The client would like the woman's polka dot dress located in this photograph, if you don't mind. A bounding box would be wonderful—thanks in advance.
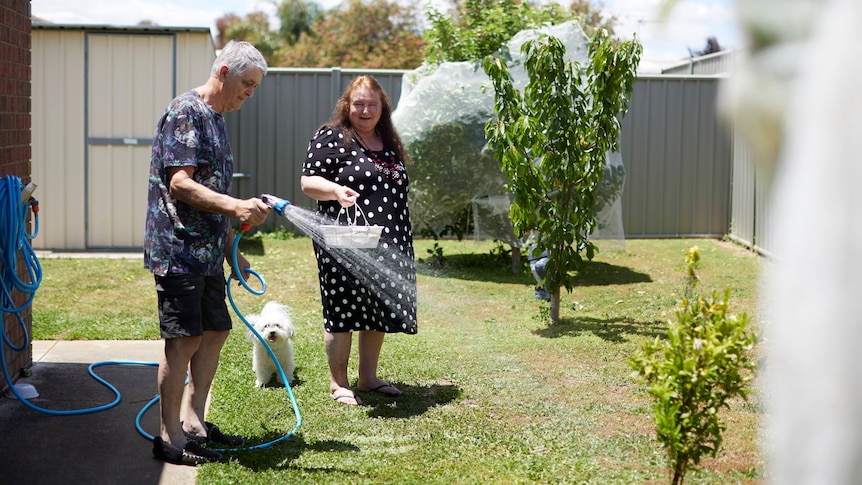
[302,126,418,334]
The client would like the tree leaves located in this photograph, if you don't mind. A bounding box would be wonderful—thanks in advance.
[218,0,426,69]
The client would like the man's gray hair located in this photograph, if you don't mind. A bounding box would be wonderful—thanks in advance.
[211,40,268,78]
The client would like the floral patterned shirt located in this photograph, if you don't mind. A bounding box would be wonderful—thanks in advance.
[144,90,233,277]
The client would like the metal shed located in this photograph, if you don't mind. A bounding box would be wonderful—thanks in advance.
[30,23,215,250]
[661,49,742,76]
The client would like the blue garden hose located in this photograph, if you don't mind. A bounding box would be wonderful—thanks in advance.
[0,178,301,450]
[224,218,302,450]
[0,175,40,347]
[0,174,152,415]
[133,218,303,451]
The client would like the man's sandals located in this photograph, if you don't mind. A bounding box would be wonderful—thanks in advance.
[183,421,246,447]
[153,422,245,466]
[153,437,224,466]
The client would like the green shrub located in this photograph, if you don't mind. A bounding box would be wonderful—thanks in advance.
[628,246,758,484]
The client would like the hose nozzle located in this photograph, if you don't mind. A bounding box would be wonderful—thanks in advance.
[21,183,36,205]
[261,194,291,216]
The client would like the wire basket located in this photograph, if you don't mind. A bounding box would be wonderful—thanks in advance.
[320,204,383,249]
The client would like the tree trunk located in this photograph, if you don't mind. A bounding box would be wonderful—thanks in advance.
[550,288,561,322]
[672,464,685,485]
[511,246,522,274]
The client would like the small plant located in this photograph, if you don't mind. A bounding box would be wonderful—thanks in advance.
[263,227,297,241]
[423,241,446,269]
[488,240,512,261]
[629,246,757,485]
[533,305,551,326]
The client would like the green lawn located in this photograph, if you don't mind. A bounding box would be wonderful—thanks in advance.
[33,237,764,484]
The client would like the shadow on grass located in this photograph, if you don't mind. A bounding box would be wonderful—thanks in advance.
[229,434,362,474]
[534,316,666,342]
[417,255,533,285]
[361,383,461,418]
[418,255,652,287]
[226,383,461,473]
[254,372,306,389]
[571,261,652,287]
[237,237,265,256]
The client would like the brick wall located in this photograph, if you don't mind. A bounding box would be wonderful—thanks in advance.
[0,0,33,392]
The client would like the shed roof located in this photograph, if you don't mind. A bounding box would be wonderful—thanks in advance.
[32,21,211,35]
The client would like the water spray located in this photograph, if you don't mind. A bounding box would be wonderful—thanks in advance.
[264,195,417,331]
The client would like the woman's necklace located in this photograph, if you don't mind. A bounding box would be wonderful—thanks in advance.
[356,131,382,151]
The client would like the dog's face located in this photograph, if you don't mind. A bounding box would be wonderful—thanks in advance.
[246,302,295,345]
[253,318,294,344]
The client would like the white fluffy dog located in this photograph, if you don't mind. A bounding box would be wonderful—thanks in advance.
[244,301,296,387]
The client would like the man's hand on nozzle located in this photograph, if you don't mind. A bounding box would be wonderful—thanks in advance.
[237,197,271,226]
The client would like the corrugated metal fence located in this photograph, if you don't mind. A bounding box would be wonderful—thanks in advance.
[660,48,774,255]
[728,128,774,256]
[620,75,732,238]
[227,68,761,248]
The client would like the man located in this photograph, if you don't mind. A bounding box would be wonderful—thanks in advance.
[144,40,270,465]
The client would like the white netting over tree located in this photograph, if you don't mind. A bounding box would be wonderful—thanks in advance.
[393,20,626,249]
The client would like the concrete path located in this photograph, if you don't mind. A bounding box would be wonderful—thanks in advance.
[0,340,196,485]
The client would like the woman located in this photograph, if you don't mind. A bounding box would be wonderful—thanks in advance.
[301,75,417,406]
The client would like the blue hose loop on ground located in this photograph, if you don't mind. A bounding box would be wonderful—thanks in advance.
[0,342,126,415]
[216,224,303,451]
[0,350,152,415]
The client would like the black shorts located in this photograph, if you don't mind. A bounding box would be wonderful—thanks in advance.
[155,274,232,338]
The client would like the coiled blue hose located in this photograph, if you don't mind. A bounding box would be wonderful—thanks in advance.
[0,175,41,344]
[0,174,140,415]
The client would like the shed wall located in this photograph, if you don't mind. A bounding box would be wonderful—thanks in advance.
[31,28,215,250]
[86,33,174,248]
[31,29,87,249]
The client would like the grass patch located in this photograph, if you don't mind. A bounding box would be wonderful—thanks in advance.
[32,237,764,483]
